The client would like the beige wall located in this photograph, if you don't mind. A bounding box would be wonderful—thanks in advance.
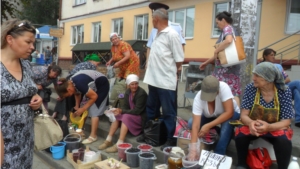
[59,0,299,62]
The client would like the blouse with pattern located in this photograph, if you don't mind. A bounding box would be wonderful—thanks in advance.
[69,61,97,76]
[32,66,57,87]
[241,83,294,120]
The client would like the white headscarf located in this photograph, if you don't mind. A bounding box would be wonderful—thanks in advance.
[126,74,139,85]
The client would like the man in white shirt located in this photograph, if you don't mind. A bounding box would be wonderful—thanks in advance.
[137,8,184,150]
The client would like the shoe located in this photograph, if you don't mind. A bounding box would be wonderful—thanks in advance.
[136,134,145,143]
[98,140,113,150]
[105,144,118,153]
[82,136,97,144]
[295,122,300,128]
[160,139,177,151]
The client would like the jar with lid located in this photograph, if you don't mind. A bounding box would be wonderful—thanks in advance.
[168,147,185,169]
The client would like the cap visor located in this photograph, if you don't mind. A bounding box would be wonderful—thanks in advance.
[201,91,217,102]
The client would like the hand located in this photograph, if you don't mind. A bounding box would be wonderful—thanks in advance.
[112,108,122,116]
[113,62,120,68]
[106,61,111,66]
[255,120,270,134]
[29,94,43,110]
[74,108,85,117]
[37,84,43,90]
[198,124,210,138]
[249,121,260,136]
[74,106,79,111]
[187,149,199,161]
[199,63,207,70]
[56,97,62,101]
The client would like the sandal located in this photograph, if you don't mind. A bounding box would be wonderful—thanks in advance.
[82,136,97,144]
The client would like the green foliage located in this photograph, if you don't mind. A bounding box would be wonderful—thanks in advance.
[1,0,22,22]
[19,0,60,25]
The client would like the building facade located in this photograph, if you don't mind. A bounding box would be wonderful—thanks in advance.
[58,0,300,69]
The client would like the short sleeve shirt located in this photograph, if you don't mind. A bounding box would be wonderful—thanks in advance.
[241,83,294,120]
[192,82,240,118]
[147,21,186,48]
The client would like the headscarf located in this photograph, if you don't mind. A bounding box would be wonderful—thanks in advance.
[253,62,287,91]
[84,54,100,62]
[125,74,139,85]
[109,32,122,41]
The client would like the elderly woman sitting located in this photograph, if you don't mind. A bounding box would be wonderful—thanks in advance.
[98,74,147,153]
[235,62,294,169]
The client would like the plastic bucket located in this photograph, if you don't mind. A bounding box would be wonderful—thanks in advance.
[125,148,141,168]
[63,133,81,152]
[182,155,200,169]
[163,146,173,164]
[50,142,66,160]
[137,144,153,152]
[117,143,132,162]
[138,152,157,169]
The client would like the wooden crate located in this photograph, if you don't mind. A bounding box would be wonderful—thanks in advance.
[66,146,101,169]
[94,159,130,169]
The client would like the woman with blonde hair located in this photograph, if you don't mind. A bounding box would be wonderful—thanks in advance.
[1,19,43,168]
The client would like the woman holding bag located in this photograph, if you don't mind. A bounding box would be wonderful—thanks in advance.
[200,11,241,97]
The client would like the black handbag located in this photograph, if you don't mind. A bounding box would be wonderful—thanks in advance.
[144,119,168,147]
[38,88,52,102]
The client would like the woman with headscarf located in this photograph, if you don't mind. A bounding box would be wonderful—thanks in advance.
[106,33,140,100]
[262,48,300,128]
[235,62,294,169]
[56,70,109,144]
[98,74,147,153]
[52,54,101,121]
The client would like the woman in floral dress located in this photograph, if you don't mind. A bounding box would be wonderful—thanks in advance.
[1,19,43,169]
[200,11,241,97]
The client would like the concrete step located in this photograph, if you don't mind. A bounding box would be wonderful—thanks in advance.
[291,65,300,72]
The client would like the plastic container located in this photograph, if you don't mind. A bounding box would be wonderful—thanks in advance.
[139,152,157,169]
[84,151,96,163]
[125,148,141,168]
[50,142,66,160]
[288,157,300,169]
[163,146,172,164]
[182,155,200,169]
[137,144,153,152]
[117,143,132,162]
[63,133,82,152]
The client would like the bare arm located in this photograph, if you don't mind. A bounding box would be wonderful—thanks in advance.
[285,77,291,84]
[80,89,98,111]
[145,48,150,68]
[191,114,201,143]
[74,93,81,109]
[214,34,233,54]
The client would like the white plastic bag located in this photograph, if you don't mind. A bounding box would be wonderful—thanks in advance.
[104,108,116,122]
[107,66,115,79]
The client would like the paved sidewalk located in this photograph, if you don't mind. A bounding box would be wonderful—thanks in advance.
[33,153,53,169]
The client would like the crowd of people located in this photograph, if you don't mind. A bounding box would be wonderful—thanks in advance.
[0,2,299,169]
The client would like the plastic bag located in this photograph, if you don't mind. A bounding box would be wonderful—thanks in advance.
[144,119,167,146]
[107,66,115,79]
[104,108,116,122]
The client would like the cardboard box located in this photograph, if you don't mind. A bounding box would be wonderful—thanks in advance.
[94,159,130,169]
[66,146,101,169]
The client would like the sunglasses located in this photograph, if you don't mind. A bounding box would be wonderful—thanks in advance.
[7,22,35,35]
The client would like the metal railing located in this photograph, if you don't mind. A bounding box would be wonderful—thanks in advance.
[258,30,300,64]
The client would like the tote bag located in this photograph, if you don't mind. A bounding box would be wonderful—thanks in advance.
[215,27,246,67]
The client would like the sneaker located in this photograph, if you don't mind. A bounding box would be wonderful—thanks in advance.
[136,134,145,143]
[105,144,118,153]
[98,140,113,150]
[160,139,177,151]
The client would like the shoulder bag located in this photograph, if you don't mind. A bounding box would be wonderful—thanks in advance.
[34,104,63,151]
[215,27,246,67]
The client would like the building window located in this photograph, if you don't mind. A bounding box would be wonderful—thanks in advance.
[168,7,195,38]
[112,18,123,38]
[92,22,101,42]
[286,0,300,34]
[71,25,84,45]
[75,0,86,5]
[212,2,231,37]
[135,15,149,40]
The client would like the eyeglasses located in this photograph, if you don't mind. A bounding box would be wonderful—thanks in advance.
[7,22,35,35]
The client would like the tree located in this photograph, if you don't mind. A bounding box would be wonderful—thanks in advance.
[19,0,59,25]
[1,0,28,23]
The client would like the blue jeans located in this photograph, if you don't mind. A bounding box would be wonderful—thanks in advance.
[188,111,240,155]
[287,81,300,123]
[146,85,177,139]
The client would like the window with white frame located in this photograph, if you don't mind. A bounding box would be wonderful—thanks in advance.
[75,0,86,5]
[212,2,231,37]
[286,0,300,34]
[92,22,101,42]
[168,7,195,38]
[112,18,123,38]
[71,25,84,45]
[135,15,149,40]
